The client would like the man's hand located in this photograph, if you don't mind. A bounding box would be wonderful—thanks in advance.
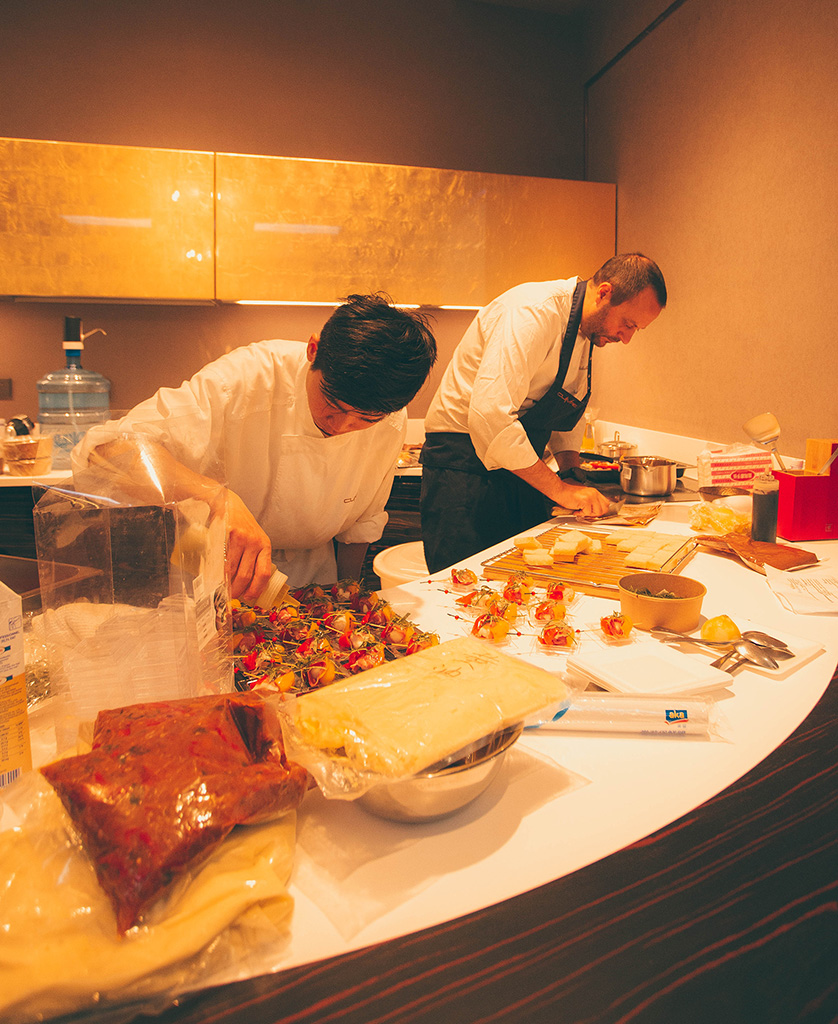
[513,457,611,516]
[223,490,275,602]
[555,481,612,517]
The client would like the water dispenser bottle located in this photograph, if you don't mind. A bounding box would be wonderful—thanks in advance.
[37,317,111,470]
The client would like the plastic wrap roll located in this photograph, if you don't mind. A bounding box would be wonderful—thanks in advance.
[537,692,722,739]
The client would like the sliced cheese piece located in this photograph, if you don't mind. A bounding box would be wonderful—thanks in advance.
[616,536,647,552]
[627,543,664,558]
[586,539,603,555]
[550,542,578,562]
[605,532,632,546]
[635,537,666,550]
[623,551,656,569]
[523,548,554,566]
[557,530,592,554]
[646,548,680,569]
[659,539,685,554]
[285,636,566,782]
[513,534,542,550]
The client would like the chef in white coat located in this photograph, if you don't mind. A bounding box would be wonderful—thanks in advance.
[72,294,437,600]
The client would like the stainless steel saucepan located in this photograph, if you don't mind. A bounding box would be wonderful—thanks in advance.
[619,456,678,496]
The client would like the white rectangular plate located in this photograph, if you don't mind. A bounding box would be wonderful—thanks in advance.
[567,645,733,696]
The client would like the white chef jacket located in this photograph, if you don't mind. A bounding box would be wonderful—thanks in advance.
[423,277,591,471]
[73,340,406,587]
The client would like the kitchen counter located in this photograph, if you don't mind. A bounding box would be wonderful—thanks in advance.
[137,671,838,1024]
[55,514,837,1024]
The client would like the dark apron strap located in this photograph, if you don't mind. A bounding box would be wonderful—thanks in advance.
[519,277,591,454]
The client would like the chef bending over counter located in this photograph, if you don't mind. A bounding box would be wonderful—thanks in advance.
[71,294,437,602]
[420,253,667,573]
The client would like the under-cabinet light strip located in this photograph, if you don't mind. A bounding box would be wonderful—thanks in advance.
[235,300,480,310]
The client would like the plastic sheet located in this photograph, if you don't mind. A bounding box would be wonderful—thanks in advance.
[0,772,297,1024]
[689,500,751,536]
[33,429,233,754]
[279,635,568,799]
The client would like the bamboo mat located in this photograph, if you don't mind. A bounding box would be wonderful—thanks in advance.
[481,525,696,597]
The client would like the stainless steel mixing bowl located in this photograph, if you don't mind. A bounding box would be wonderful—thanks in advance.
[356,724,523,823]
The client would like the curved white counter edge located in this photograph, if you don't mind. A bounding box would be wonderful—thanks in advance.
[280,514,836,970]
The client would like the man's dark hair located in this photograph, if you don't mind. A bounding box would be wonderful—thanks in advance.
[313,293,437,414]
[593,253,667,308]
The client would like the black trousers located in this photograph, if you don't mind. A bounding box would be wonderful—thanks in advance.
[420,463,552,575]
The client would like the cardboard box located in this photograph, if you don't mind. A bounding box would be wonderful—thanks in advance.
[0,580,32,790]
[696,446,774,490]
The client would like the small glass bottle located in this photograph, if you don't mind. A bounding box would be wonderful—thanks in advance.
[581,411,597,454]
[254,567,289,609]
[751,473,779,542]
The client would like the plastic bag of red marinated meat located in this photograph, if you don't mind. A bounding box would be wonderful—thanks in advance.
[40,691,309,933]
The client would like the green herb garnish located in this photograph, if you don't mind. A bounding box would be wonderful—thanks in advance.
[633,586,679,599]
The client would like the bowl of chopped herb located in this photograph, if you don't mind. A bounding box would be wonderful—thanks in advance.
[617,572,707,632]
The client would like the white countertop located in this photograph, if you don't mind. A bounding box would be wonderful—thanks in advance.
[15,487,837,992]
[0,469,70,488]
[274,513,837,968]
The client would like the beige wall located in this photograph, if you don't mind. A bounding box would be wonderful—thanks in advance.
[0,299,475,422]
[1,0,584,177]
[583,0,838,457]
[0,0,585,424]
[6,0,833,458]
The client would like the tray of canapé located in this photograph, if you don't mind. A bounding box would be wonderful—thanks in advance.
[482,525,695,597]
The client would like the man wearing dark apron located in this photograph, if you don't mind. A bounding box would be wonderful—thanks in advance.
[420,254,667,574]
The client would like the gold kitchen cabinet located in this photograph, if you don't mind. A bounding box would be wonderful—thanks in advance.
[0,138,214,300]
[216,153,615,306]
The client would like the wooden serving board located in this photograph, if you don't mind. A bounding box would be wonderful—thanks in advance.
[481,526,695,597]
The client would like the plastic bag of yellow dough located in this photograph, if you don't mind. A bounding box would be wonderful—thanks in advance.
[0,773,296,1024]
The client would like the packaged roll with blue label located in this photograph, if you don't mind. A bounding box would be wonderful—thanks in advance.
[37,317,111,470]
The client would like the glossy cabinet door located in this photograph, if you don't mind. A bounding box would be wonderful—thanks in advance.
[0,138,615,305]
[215,153,615,306]
[0,138,214,300]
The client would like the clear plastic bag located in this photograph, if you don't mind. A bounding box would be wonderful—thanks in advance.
[40,691,308,933]
[0,771,297,1024]
[32,429,234,755]
[278,635,568,799]
[688,499,751,536]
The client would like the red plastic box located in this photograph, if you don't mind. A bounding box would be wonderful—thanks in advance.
[776,439,838,541]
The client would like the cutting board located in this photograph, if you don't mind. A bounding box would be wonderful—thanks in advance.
[481,526,695,597]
